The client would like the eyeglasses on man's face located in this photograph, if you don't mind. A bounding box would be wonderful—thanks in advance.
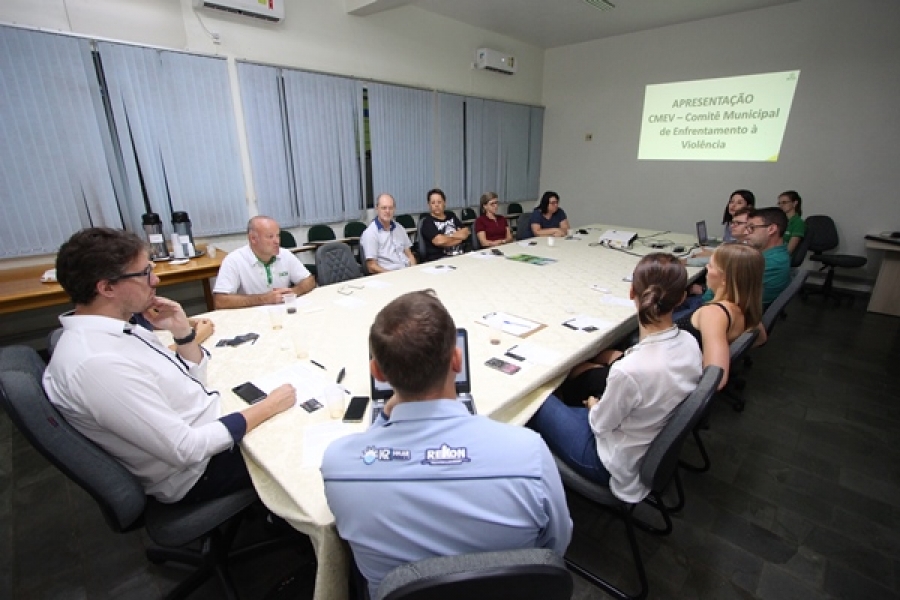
[111,264,154,284]
[744,222,767,233]
[730,219,749,228]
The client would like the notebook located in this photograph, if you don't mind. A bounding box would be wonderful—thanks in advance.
[696,220,722,247]
[370,328,476,422]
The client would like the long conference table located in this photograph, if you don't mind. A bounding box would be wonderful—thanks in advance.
[171,224,699,600]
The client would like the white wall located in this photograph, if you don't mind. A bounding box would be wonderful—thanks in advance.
[540,0,900,277]
[0,0,544,104]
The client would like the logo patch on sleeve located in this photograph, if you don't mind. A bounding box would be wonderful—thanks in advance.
[421,443,470,466]
[362,446,411,465]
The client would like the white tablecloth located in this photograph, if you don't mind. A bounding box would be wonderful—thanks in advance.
[184,224,697,600]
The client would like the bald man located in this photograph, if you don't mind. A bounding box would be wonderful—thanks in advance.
[213,216,316,309]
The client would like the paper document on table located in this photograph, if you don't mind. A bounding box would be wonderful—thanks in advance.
[477,311,545,337]
[363,278,391,289]
[600,295,634,308]
[252,362,332,402]
[503,342,562,366]
[302,421,355,468]
[561,315,615,333]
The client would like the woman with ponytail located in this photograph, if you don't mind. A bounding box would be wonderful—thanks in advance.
[528,253,702,502]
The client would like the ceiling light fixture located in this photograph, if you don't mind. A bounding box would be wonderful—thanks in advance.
[583,0,615,10]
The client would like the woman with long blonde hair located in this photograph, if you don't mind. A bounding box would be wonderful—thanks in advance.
[676,242,764,389]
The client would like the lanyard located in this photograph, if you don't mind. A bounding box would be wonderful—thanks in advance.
[261,256,276,286]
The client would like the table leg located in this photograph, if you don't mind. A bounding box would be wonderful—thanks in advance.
[202,279,215,311]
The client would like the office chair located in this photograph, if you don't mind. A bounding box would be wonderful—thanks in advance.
[416,219,428,261]
[761,269,809,336]
[801,215,867,305]
[279,230,298,249]
[0,345,303,600]
[790,226,811,268]
[376,549,572,600]
[460,207,477,222]
[315,242,362,286]
[343,220,368,264]
[515,214,533,240]
[307,224,336,243]
[358,242,371,275]
[555,366,722,600]
[470,227,482,251]
[344,221,367,239]
[395,214,416,231]
[507,202,523,217]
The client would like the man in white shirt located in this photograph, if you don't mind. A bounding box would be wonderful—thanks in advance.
[213,216,316,309]
[359,194,417,273]
[44,228,296,503]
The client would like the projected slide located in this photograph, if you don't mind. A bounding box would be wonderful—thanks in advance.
[637,70,800,162]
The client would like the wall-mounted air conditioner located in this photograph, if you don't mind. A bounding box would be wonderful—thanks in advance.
[475,48,517,75]
[193,0,284,22]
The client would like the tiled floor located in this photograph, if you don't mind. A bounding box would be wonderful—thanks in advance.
[2,294,899,599]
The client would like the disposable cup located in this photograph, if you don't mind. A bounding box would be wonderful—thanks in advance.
[283,293,298,315]
[323,384,344,419]
[207,245,217,258]
[268,305,285,330]
[547,237,556,247]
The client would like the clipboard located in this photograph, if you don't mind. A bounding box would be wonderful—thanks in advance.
[476,311,546,338]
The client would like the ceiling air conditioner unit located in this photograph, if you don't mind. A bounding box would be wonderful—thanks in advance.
[193,0,284,22]
[475,48,517,75]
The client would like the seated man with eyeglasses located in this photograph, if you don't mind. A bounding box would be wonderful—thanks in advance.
[44,228,297,504]
[675,207,790,321]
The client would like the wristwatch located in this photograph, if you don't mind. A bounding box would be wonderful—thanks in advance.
[173,328,197,345]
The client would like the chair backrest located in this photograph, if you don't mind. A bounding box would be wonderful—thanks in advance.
[790,228,811,268]
[358,242,371,275]
[344,221,367,239]
[470,226,482,251]
[396,214,416,230]
[515,214,533,240]
[803,215,839,256]
[416,218,428,259]
[279,230,297,249]
[507,203,523,216]
[639,366,723,494]
[376,549,572,600]
[0,346,147,532]
[48,327,63,356]
[461,207,477,221]
[728,328,759,363]
[761,269,809,334]
[308,224,336,243]
[315,242,362,286]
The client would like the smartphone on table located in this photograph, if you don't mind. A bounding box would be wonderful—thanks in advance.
[342,396,370,423]
[485,357,521,375]
[232,382,267,404]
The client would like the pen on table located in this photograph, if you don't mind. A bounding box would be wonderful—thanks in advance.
[336,367,346,384]
[310,359,326,370]
[505,346,525,362]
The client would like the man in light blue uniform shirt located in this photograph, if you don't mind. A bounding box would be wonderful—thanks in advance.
[321,291,572,598]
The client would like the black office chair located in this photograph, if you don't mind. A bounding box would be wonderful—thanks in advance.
[555,366,723,600]
[307,224,336,244]
[344,220,368,264]
[515,214,533,241]
[460,207,477,222]
[507,203,523,217]
[358,242,371,275]
[315,242,362,286]
[470,226,482,251]
[790,226,811,268]
[801,215,867,305]
[761,269,809,336]
[279,230,298,249]
[376,549,572,600]
[0,345,302,600]
[416,219,428,261]
[395,214,416,231]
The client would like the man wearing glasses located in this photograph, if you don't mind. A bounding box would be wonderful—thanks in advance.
[44,228,296,504]
[213,216,316,309]
[738,207,791,306]
[360,193,417,273]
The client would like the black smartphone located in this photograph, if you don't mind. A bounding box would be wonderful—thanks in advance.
[491,248,503,256]
[485,357,521,375]
[232,381,267,404]
[343,396,369,423]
